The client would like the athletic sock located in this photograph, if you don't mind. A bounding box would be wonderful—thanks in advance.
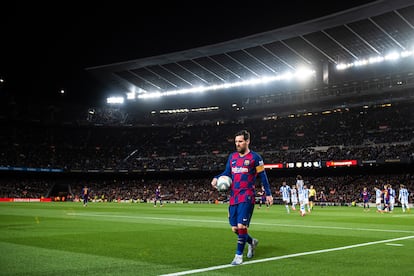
[236,228,248,255]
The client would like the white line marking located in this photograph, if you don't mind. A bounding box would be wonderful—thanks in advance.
[391,214,414,218]
[385,243,404,246]
[66,213,414,234]
[160,236,414,276]
[252,221,414,234]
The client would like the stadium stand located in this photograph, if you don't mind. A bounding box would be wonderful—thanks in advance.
[0,0,413,203]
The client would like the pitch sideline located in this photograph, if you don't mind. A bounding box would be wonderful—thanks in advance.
[160,235,414,276]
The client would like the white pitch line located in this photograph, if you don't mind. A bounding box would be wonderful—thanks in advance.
[160,235,414,276]
[391,214,414,218]
[385,243,404,246]
[67,212,414,234]
[253,221,414,234]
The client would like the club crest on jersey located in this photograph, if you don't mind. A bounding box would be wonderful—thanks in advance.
[244,160,250,166]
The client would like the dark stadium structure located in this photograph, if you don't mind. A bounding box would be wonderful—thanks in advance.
[0,0,413,202]
[87,0,414,113]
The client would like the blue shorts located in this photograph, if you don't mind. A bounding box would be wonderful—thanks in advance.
[229,202,254,227]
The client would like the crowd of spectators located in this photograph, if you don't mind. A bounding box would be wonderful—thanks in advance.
[1,96,413,205]
[0,179,53,199]
[0,101,412,171]
[1,174,412,206]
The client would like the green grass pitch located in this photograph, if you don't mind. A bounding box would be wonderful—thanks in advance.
[0,202,413,275]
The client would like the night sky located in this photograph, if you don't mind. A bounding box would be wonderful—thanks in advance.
[1,1,376,105]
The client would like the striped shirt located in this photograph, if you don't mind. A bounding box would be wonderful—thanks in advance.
[399,188,409,202]
[280,185,291,200]
[218,150,271,205]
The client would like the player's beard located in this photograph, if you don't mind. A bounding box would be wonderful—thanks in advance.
[237,145,247,154]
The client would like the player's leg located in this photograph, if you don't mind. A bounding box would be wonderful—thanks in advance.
[304,199,310,213]
[245,203,258,258]
[376,199,382,212]
[402,201,409,212]
[299,199,306,216]
[230,203,255,264]
[284,199,290,213]
[229,205,243,265]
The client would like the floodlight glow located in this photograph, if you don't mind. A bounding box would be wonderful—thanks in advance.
[137,69,316,99]
[336,48,414,70]
[384,52,400,60]
[368,56,384,64]
[354,59,368,66]
[126,91,136,99]
[106,96,124,104]
[295,68,315,81]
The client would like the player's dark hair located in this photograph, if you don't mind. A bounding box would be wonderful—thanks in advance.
[235,130,250,141]
[297,175,302,180]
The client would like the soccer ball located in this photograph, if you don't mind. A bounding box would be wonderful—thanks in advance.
[216,175,232,192]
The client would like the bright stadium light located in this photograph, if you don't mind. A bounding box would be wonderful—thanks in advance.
[384,51,400,61]
[106,96,124,104]
[336,48,414,70]
[126,91,136,100]
[137,69,316,99]
[295,68,315,81]
[401,50,413,57]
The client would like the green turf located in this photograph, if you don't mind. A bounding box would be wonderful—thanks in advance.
[0,202,413,275]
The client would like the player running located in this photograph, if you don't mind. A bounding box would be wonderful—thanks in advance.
[290,185,298,211]
[280,181,291,214]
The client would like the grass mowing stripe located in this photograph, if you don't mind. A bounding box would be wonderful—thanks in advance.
[160,235,414,276]
[67,212,228,224]
[68,212,414,234]
[0,241,173,275]
[253,222,414,234]
[1,204,413,275]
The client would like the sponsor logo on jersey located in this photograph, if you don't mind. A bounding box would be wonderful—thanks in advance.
[232,167,249,173]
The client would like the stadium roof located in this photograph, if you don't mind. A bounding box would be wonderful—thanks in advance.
[87,0,414,100]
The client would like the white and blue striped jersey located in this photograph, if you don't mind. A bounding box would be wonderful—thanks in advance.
[375,188,382,199]
[297,180,305,201]
[291,188,298,204]
[300,188,309,199]
[280,185,291,201]
[389,188,396,202]
[399,188,409,203]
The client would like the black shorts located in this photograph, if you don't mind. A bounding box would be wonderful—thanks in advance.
[309,196,315,201]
